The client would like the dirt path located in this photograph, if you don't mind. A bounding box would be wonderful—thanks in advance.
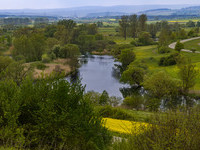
[169,37,200,53]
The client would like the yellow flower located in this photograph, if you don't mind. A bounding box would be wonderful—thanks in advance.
[103,118,150,134]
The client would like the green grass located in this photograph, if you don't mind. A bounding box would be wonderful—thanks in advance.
[133,45,200,90]
[184,38,200,51]
[98,24,200,90]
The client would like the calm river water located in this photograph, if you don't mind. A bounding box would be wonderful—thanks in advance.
[67,55,129,98]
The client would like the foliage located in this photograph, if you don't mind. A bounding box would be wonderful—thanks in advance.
[120,49,135,69]
[158,46,170,54]
[123,95,144,110]
[42,54,51,63]
[59,44,80,59]
[143,71,179,99]
[129,14,138,38]
[96,106,136,121]
[121,66,145,86]
[159,53,179,66]
[13,31,46,62]
[186,20,196,27]
[0,78,112,149]
[99,90,110,106]
[138,32,154,46]
[0,56,13,73]
[175,40,184,52]
[138,14,147,32]
[113,107,200,150]
[178,61,199,94]
[119,15,129,40]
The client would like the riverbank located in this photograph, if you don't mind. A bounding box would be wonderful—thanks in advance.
[26,58,72,79]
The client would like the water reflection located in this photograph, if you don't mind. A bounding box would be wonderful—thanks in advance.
[67,55,130,98]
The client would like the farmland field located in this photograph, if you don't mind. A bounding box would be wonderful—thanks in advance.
[103,118,149,134]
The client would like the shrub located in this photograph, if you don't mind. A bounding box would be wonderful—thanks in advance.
[42,54,51,63]
[159,53,179,66]
[122,95,145,110]
[138,32,154,46]
[32,62,47,70]
[175,40,184,52]
[112,107,200,150]
[96,106,135,121]
[0,78,112,149]
[158,46,170,54]
[130,40,138,46]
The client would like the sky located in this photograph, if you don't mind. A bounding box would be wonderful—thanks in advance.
[0,0,200,9]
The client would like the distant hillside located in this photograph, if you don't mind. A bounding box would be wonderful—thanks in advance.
[138,8,176,16]
[86,12,128,17]
[0,4,193,18]
[175,6,200,15]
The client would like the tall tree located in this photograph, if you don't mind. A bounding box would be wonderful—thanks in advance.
[138,14,147,32]
[119,15,129,40]
[129,14,138,39]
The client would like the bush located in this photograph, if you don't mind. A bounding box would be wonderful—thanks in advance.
[130,40,138,46]
[42,54,51,63]
[138,32,154,46]
[122,95,145,110]
[159,53,179,66]
[175,40,184,52]
[0,78,112,149]
[96,106,135,121]
[113,107,200,150]
[14,55,25,61]
[32,62,47,70]
[158,46,170,54]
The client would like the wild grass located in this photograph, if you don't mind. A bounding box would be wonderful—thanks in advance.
[184,38,200,51]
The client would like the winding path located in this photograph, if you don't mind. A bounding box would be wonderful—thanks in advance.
[169,37,200,53]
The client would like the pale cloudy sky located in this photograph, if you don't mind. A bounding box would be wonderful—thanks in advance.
[0,0,200,9]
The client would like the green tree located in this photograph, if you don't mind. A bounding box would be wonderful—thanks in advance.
[0,56,13,73]
[138,14,147,32]
[138,32,153,46]
[129,14,138,38]
[186,20,196,27]
[175,40,184,53]
[119,15,129,40]
[99,90,109,106]
[54,25,71,45]
[120,49,135,69]
[13,32,46,62]
[143,71,179,99]
[197,21,200,27]
[58,19,76,31]
[121,66,145,86]
[147,23,158,39]
[123,95,144,110]
[178,61,199,94]
[59,44,80,59]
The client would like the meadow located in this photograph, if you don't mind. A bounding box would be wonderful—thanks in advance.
[184,38,200,51]
[98,22,200,91]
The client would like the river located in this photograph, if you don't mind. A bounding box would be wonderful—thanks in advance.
[67,55,129,98]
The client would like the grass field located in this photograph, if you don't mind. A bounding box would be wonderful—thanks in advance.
[184,38,200,51]
[132,45,200,90]
[98,23,200,91]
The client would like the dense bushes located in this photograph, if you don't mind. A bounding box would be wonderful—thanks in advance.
[0,78,111,149]
[96,106,136,121]
[159,53,179,66]
[113,107,200,150]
